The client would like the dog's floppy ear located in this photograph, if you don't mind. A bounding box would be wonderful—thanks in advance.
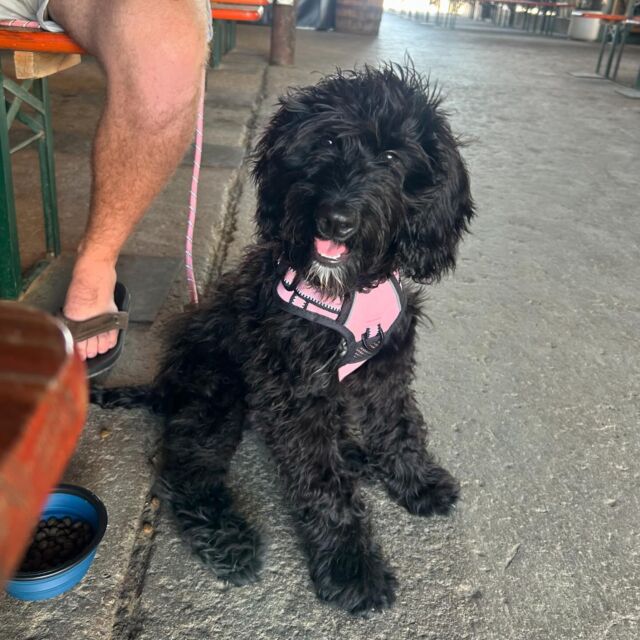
[251,117,283,242]
[398,116,475,284]
[251,97,302,242]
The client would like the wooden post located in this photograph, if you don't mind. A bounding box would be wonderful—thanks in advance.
[270,0,296,66]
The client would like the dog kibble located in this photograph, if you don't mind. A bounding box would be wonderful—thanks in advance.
[18,516,95,573]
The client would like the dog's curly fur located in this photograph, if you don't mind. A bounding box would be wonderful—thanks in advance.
[95,63,475,614]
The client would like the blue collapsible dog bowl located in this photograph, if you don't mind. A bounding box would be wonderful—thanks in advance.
[6,484,108,601]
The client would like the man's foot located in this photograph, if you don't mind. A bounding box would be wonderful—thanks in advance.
[63,258,118,361]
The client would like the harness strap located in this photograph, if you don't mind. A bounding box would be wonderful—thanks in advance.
[275,268,406,380]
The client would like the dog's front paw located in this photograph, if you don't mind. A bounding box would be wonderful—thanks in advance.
[390,465,460,517]
[311,545,397,614]
[184,511,263,586]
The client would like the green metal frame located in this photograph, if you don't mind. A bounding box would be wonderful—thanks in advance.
[606,21,639,88]
[210,20,238,69]
[0,55,60,299]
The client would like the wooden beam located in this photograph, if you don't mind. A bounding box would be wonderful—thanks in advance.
[13,51,81,80]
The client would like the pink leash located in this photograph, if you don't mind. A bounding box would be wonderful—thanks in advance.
[1,18,204,306]
[185,72,205,306]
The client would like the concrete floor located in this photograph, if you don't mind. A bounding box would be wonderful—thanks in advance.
[2,13,640,640]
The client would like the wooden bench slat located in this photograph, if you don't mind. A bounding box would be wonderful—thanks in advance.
[0,30,84,54]
[212,0,271,5]
[212,8,264,21]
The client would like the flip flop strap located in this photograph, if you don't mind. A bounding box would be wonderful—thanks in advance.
[63,311,129,342]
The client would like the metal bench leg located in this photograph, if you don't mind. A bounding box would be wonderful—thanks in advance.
[0,65,22,299]
[211,20,222,67]
[541,11,549,35]
[611,24,630,82]
[604,24,621,79]
[33,78,60,258]
[595,23,610,75]
[226,21,234,52]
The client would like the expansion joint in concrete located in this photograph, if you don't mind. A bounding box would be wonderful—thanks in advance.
[205,64,270,291]
[110,490,163,640]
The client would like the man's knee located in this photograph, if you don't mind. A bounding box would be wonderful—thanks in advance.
[97,2,207,126]
[129,46,204,128]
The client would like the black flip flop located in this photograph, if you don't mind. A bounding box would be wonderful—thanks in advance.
[62,282,131,379]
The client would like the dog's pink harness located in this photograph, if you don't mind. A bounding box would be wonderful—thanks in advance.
[275,268,406,381]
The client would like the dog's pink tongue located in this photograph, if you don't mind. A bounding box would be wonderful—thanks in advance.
[314,238,349,258]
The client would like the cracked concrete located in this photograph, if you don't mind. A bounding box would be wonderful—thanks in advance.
[2,13,640,640]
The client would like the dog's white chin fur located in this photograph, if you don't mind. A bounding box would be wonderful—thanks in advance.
[307,260,348,297]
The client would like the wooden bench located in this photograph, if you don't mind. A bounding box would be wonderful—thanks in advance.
[210,1,272,67]
[569,12,640,96]
[0,2,270,300]
[432,0,574,35]
[582,12,640,89]
[481,0,575,36]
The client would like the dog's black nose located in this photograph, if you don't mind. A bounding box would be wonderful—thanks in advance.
[316,208,356,242]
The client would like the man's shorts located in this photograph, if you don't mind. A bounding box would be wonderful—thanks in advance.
[0,0,60,31]
[0,0,214,41]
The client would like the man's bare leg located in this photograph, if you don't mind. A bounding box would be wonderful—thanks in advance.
[48,0,208,360]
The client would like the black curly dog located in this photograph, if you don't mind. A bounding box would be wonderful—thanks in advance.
[96,63,474,614]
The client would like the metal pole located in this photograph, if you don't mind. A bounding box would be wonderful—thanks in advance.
[604,23,620,78]
[270,0,296,66]
[611,22,630,81]
[595,22,610,75]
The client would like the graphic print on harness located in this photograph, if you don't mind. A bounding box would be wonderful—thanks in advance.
[275,268,406,381]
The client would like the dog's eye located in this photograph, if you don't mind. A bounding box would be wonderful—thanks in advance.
[382,150,400,163]
[323,137,335,148]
